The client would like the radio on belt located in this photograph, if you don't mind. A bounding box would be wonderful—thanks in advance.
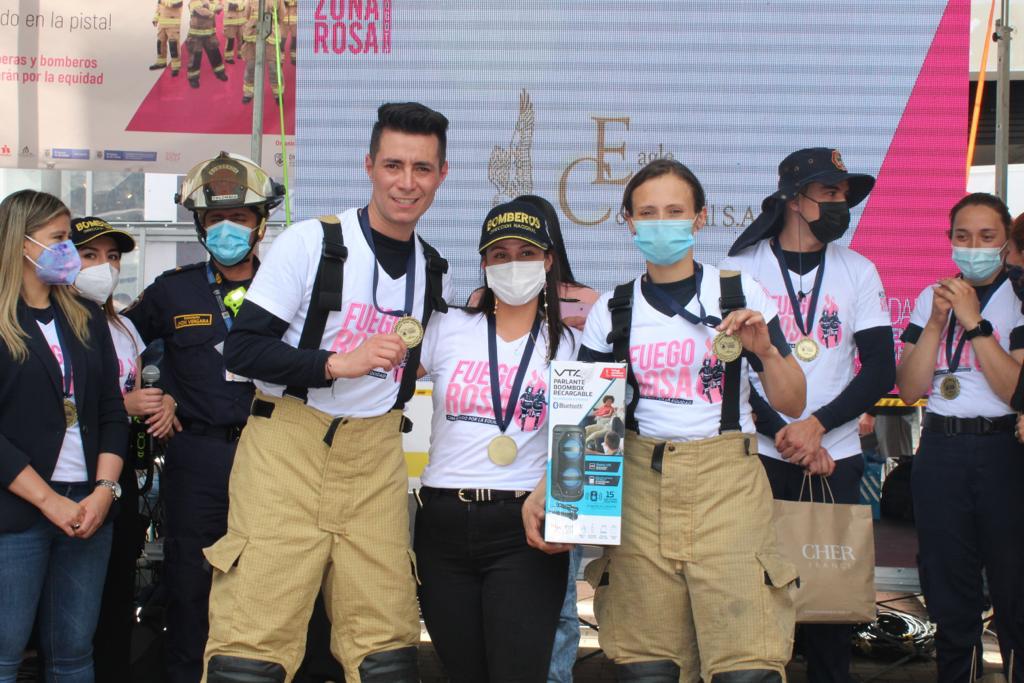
[545,360,626,545]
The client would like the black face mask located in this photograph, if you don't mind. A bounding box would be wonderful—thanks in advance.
[801,196,850,244]
[1008,264,1024,307]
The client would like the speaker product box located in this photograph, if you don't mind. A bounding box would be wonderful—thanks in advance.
[544,360,626,545]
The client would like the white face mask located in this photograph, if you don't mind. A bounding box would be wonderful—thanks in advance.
[485,260,547,306]
[74,263,120,304]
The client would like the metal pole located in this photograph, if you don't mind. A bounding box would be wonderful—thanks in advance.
[249,0,267,163]
[994,0,1012,201]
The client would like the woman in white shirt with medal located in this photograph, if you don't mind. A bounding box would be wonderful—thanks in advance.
[415,199,578,683]
[560,158,806,682]
[897,192,1024,683]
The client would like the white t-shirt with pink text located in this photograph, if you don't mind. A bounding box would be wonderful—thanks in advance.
[244,209,454,418]
[38,318,87,482]
[109,315,145,396]
[907,278,1024,418]
[580,264,779,443]
[420,309,579,490]
[720,241,891,461]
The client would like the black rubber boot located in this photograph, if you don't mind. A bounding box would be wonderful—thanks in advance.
[206,655,286,683]
[357,646,418,682]
[710,669,783,682]
[615,659,681,682]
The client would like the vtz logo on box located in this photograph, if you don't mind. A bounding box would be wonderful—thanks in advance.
[802,544,855,561]
[553,368,582,377]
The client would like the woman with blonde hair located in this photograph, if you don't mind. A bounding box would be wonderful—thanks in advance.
[0,190,128,683]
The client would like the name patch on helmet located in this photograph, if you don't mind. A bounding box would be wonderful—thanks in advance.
[174,313,214,329]
[211,193,241,201]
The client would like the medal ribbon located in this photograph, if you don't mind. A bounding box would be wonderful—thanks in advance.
[944,270,1007,375]
[771,239,826,338]
[487,313,541,434]
[642,263,721,327]
[358,207,416,318]
[51,316,74,399]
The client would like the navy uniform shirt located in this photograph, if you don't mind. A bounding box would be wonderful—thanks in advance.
[124,261,254,428]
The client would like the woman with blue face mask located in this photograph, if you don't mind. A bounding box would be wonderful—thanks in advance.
[897,192,1024,683]
[0,190,128,683]
[557,159,806,682]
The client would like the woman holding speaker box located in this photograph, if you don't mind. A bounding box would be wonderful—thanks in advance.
[897,192,1024,683]
[561,158,806,682]
[414,199,578,683]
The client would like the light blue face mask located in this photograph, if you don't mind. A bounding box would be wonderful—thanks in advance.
[204,220,253,266]
[632,219,695,266]
[952,245,1005,282]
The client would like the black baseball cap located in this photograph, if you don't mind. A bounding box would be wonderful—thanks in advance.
[70,216,136,253]
[478,199,552,253]
[728,148,876,256]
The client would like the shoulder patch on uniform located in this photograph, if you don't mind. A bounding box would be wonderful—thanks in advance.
[174,313,214,329]
[158,262,206,279]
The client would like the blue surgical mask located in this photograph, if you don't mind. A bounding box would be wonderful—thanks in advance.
[952,246,1004,282]
[632,219,695,266]
[204,220,253,266]
[24,236,82,286]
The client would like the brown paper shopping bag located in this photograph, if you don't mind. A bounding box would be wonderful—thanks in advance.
[772,476,876,624]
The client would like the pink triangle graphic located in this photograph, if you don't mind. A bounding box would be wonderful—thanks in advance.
[850,0,968,351]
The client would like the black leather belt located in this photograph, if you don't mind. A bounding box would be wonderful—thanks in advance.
[419,486,529,503]
[180,418,245,442]
[922,412,1016,436]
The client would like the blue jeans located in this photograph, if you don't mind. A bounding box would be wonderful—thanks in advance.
[547,545,583,683]
[0,483,113,683]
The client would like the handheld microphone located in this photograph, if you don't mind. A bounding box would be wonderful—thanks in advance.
[142,365,160,389]
[134,365,162,468]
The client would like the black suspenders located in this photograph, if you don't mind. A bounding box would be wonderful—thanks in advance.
[606,271,747,439]
[284,218,448,410]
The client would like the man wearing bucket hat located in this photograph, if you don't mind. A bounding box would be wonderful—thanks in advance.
[124,151,284,683]
[721,148,895,683]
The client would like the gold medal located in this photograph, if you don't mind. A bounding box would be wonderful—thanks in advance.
[488,435,518,466]
[795,337,819,362]
[712,333,742,362]
[940,375,961,400]
[63,399,78,428]
[393,316,424,348]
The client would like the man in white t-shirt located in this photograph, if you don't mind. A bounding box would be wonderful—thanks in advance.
[201,103,453,683]
[721,148,895,683]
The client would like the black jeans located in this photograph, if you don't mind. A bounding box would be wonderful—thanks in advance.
[760,454,865,683]
[913,429,1024,683]
[414,489,568,683]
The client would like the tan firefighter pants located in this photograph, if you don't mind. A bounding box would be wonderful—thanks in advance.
[202,392,420,682]
[585,431,798,681]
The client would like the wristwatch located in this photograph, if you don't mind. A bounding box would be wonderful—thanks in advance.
[96,479,122,501]
[963,319,994,341]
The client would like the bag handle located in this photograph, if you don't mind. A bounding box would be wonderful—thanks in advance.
[798,474,836,504]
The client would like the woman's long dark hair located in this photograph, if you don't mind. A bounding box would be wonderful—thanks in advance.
[467,246,573,361]
[515,194,587,288]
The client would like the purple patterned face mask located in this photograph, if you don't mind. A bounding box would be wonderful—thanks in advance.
[24,236,82,286]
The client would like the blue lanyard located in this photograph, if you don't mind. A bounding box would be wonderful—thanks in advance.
[642,263,720,328]
[50,315,74,399]
[945,271,1006,374]
[358,207,416,318]
[487,313,541,434]
[206,263,235,332]
[770,239,826,337]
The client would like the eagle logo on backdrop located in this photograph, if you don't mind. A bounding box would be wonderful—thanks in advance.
[488,88,535,206]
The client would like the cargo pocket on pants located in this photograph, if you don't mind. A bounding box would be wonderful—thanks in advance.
[757,551,799,664]
[584,555,619,660]
[203,531,249,643]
